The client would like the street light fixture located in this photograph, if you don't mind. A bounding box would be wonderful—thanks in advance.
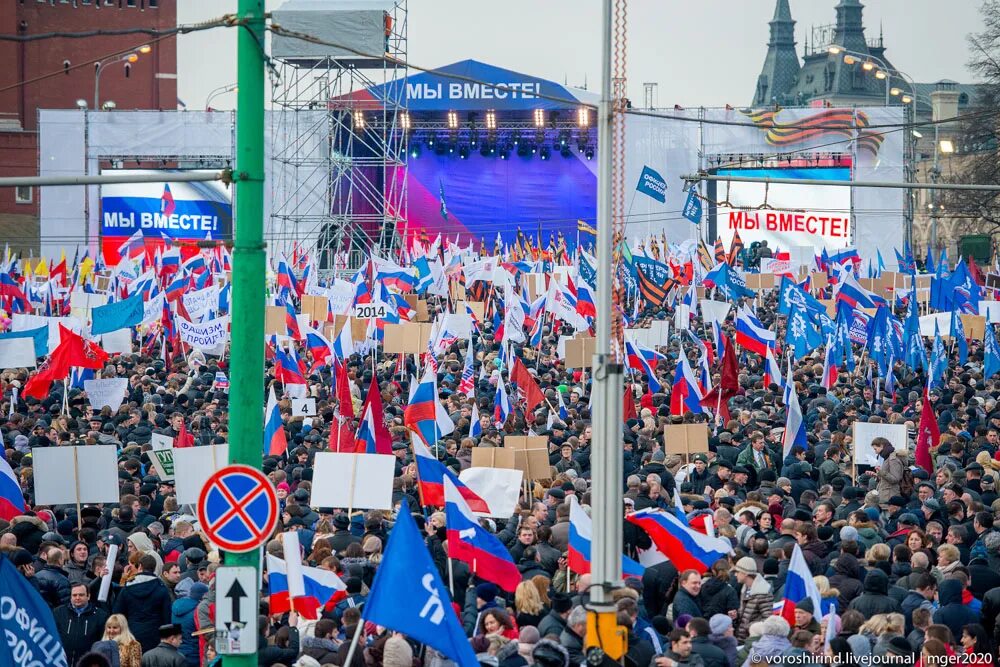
[205,83,238,110]
[862,61,875,71]
[890,87,903,96]
[137,44,152,55]
[874,70,886,80]
[101,101,116,111]
[75,99,87,110]
[939,139,955,154]
[828,46,843,55]
[834,47,914,105]
[843,55,857,65]
[94,51,143,110]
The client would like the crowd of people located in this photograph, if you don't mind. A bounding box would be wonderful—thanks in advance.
[3,278,1000,667]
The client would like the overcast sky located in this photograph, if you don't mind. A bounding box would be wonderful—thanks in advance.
[178,0,984,111]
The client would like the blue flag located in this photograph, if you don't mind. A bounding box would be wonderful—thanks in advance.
[785,303,822,360]
[986,315,1000,380]
[636,166,667,203]
[682,187,702,224]
[950,309,968,365]
[90,293,143,335]
[0,325,48,357]
[0,556,67,665]
[928,321,947,390]
[364,499,477,667]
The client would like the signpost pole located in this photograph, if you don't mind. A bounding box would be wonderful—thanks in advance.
[225,0,266,665]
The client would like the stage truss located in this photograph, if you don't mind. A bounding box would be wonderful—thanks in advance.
[269,0,408,272]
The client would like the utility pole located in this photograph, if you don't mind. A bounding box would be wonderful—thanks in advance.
[225,1,266,666]
[587,0,625,660]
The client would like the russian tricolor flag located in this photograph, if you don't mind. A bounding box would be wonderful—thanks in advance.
[626,508,732,574]
[117,231,146,261]
[263,386,287,456]
[443,477,521,593]
[625,337,664,393]
[412,434,489,513]
[777,545,823,627]
[763,346,784,391]
[0,457,24,521]
[670,353,703,416]
[568,496,644,578]
[735,306,775,357]
[493,380,511,427]
[404,368,454,447]
[266,554,346,620]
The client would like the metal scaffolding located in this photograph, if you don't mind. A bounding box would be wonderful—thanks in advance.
[268,0,408,272]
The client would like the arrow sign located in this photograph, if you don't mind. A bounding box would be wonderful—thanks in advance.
[225,577,247,624]
[214,566,258,655]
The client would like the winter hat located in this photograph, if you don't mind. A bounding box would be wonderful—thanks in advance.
[382,634,414,667]
[762,558,780,575]
[675,614,693,628]
[839,526,860,543]
[795,598,814,614]
[531,639,570,667]
[709,614,733,636]
[886,637,914,657]
[475,582,499,602]
[189,583,209,601]
[734,557,757,575]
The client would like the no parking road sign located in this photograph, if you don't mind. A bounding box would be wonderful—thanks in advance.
[197,465,279,553]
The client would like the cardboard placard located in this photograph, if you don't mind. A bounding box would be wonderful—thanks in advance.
[330,315,369,342]
[471,447,516,470]
[853,422,907,467]
[383,322,432,354]
[504,436,551,480]
[663,424,709,461]
[449,282,466,303]
[565,336,596,369]
[265,306,286,335]
[299,296,329,322]
[416,300,430,322]
[987,273,1000,290]
[457,301,485,320]
[745,274,776,290]
[311,453,396,510]
[32,445,120,505]
[961,314,986,341]
[857,278,877,291]
[173,444,229,505]
[876,272,897,294]
[809,272,829,290]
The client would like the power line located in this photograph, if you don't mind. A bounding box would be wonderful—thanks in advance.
[0,17,237,96]
[0,16,238,42]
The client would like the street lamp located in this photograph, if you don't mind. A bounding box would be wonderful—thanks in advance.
[828,45,914,105]
[94,51,143,110]
[205,83,238,110]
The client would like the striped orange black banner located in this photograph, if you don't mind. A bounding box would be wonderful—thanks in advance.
[743,108,884,155]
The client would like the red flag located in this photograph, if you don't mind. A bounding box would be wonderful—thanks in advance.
[334,359,355,419]
[510,357,545,415]
[915,391,938,473]
[328,416,356,453]
[699,334,739,422]
[969,257,986,287]
[174,419,195,449]
[23,326,108,400]
[640,387,654,411]
[623,388,638,423]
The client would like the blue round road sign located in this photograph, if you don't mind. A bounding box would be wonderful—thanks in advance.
[197,465,279,553]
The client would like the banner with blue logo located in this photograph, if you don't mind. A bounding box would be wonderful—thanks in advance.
[91,294,144,335]
[683,187,703,224]
[0,556,67,666]
[0,326,48,357]
[100,170,233,243]
[636,166,667,203]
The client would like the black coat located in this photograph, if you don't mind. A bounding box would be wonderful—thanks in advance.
[52,603,109,666]
[672,588,703,620]
[257,627,300,667]
[626,629,657,667]
[698,577,739,618]
[691,635,728,667]
[828,554,864,612]
[141,642,187,667]
[642,561,678,617]
[326,530,362,555]
[113,574,173,652]
[847,570,901,617]
[933,578,980,640]
[537,609,567,639]
[35,564,72,608]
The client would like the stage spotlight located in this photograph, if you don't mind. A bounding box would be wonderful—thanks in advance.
[558,131,570,147]
[400,112,411,131]
[353,111,365,129]
[434,141,447,155]
[480,143,492,157]
[512,131,521,145]
[409,142,421,159]
[448,143,455,154]
[533,108,545,128]
[427,136,435,147]
[560,145,572,158]
[499,146,510,160]
[459,145,470,159]
[447,111,458,129]
[470,131,479,147]
[517,143,530,157]
[584,146,594,160]
[485,110,497,130]
[540,146,550,160]
[577,106,590,127]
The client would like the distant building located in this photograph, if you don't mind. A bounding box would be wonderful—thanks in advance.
[752,0,984,257]
[0,0,177,254]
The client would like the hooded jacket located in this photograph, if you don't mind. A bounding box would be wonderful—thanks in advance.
[847,570,901,617]
[828,554,864,611]
[932,578,979,639]
[112,573,173,652]
[736,574,773,642]
[127,532,163,576]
